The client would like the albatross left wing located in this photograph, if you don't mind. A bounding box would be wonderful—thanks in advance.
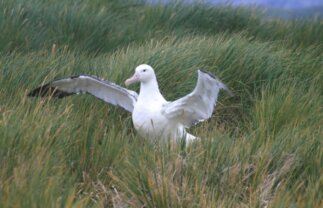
[28,75,138,112]
[161,70,233,127]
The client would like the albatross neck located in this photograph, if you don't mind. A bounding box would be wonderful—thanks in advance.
[139,78,164,101]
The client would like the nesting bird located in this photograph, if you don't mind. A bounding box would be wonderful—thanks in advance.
[28,64,233,144]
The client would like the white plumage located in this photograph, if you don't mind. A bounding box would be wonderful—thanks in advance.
[28,64,233,144]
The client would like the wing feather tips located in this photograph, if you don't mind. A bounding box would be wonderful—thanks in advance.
[27,84,74,98]
[27,75,86,98]
[198,69,217,79]
[221,83,234,97]
[198,69,234,97]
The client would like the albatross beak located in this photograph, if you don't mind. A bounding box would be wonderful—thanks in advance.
[125,72,140,86]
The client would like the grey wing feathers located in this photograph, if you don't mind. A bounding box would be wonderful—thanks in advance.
[28,75,138,112]
[162,70,233,127]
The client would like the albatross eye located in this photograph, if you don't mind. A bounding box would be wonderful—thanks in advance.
[143,69,147,72]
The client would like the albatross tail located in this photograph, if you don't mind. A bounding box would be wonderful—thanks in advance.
[185,133,199,146]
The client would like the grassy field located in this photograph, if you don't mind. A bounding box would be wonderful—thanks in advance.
[0,0,322,207]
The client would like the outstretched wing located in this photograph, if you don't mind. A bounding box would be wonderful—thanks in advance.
[161,70,233,127]
[28,75,138,112]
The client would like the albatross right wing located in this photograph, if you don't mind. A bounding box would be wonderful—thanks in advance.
[161,70,233,127]
[28,75,138,112]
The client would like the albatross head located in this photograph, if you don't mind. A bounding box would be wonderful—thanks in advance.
[125,64,156,86]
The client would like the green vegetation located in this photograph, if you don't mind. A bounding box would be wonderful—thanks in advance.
[0,0,322,207]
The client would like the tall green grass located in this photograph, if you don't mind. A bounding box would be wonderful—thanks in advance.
[0,0,322,207]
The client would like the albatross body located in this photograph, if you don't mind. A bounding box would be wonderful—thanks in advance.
[125,65,197,143]
[28,64,233,144]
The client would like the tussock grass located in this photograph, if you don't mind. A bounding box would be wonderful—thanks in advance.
[0,0,322,207]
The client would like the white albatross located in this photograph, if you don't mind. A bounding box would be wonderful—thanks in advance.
[28,64,233,144]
